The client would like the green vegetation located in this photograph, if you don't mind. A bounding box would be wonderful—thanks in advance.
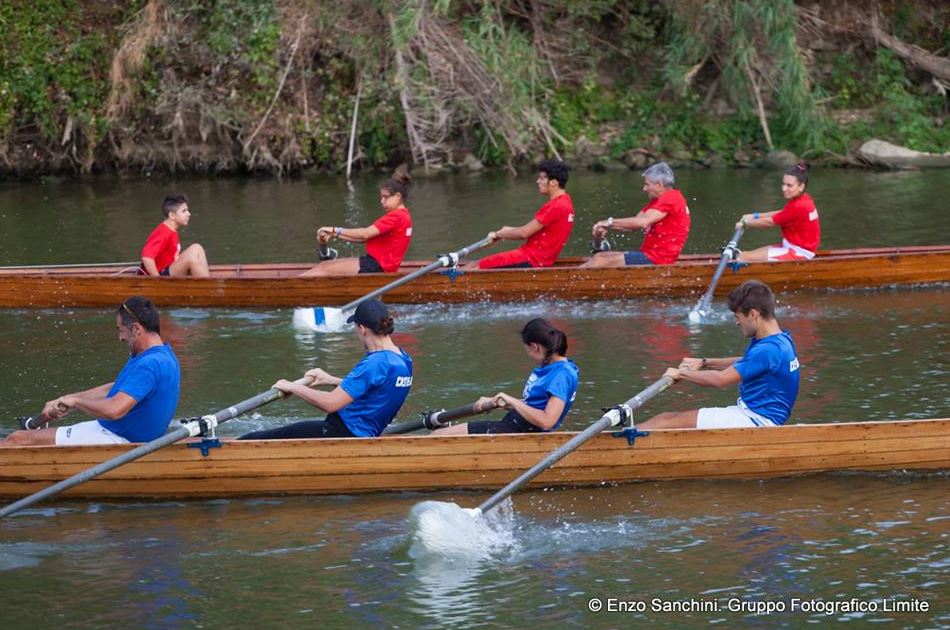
[0,0,946,176]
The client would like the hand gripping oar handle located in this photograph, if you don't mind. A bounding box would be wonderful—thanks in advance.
[472,375,674,516]
[0,377,312,519]
[691,225,744,317]
[337,236,495,314]
[382,400,493,435]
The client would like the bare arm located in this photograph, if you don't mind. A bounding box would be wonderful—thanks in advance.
[593,209,667,237]
[494,218,545,241]
[495,392,566,431]
[664,365,742,388]
[43,382,116,420]
[141,257,161,276]
[318,225,382,244]
[61,391,138,421]
[273,380,354,413]
[737,210,781,229]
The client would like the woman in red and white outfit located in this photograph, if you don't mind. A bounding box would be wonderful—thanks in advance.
[737,163,820,262]
[301,170,413,277]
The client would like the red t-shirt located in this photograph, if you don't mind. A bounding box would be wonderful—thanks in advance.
[141,223,180,273]
[519,193,575,267]
[366,207,413,273]
[773,193,820,252]
[640,189,690,264]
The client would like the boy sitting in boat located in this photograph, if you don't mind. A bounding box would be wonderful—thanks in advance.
[469,159,574,269]
[2,297,181,446]
[140,194,210,277]
[582,162,691,267]
[638,280,799,429]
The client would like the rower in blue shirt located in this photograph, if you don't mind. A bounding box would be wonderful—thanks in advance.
[239,298,412,440]
[432,318,579,435]
[639,280,799,429]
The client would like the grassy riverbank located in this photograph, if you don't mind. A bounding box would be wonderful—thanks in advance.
[1,0,947,177]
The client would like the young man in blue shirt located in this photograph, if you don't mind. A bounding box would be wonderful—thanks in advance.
[3,297,181,446]
[639,280,799,429]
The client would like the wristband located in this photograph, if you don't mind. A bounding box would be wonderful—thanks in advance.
[701,357,708,369]
[753,212,759,220]
[336,226,343,237]
[607,217,614,228]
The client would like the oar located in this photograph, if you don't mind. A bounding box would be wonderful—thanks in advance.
[293,235,495,333]
[0,376,312,519]
[0,261,140,271]
[469,375,674,516]
[588,235,612,254]
[382,400,496,435]
[687,225,744,323]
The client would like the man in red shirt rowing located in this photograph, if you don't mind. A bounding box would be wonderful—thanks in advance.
[581,162,691,267]
[140,194,209,277]
[469,159,574,269]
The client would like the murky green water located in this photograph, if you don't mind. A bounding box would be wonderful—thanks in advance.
[0,169,948,627]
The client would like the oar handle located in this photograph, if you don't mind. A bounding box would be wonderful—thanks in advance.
[338,236,495,313]
[474,375,674,515]
[382,399,495,435]
[0,376,312,519]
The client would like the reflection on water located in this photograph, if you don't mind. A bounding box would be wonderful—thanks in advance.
[2,476,945,627]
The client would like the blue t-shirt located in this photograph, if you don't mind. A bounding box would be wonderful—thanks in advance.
[522,359,579,431]
[339,349,413,437]
[732,331,799,425]
[98,344,180,442]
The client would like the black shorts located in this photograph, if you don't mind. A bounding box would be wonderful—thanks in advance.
[237,412,356,440]
[358,255,384,274]
[466,410,543,434]
[138,266,171,276]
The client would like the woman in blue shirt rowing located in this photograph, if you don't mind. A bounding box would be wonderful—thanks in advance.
[238,299,413,440]
[432,318,579,435]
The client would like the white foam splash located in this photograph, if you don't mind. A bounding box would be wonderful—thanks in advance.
[408,500,517,560]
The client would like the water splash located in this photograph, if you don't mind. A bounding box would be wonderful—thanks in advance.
[408,499,517,560]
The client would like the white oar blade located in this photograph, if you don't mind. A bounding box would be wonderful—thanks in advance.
[687,308,705,324]
[292,307,348,333]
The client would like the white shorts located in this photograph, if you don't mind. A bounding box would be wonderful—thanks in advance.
[55,420,129,446]
[767,238,815,262]
[696,406,777,429]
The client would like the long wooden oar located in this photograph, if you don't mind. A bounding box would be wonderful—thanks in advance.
[292,235,495,333]
[0,376,312,519]
[470,375,674,516]
[383,400,496,435]
[688,225,744,323]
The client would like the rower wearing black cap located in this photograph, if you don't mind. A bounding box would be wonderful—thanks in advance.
[238,298,413,440]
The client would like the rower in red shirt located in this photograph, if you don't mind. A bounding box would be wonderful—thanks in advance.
[470,159,574,269]
[140,194,209,277]
[582,162,691,267]
[736,162,820,262]
[302,170,413,276]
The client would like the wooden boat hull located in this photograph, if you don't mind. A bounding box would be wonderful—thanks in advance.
[0,245,948,308]
[1,419,947,500]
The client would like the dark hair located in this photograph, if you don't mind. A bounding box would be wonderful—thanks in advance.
[784,162,809,188]
[537,159,569,189]
[381,169,412,201]
[520,318,568,364]
[162,194,189,217]
[367,316,395,336]
[728,280,776,319]
[117,296,161,333]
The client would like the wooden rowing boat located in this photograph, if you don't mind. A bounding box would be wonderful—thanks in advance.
[0,245,947,308]
[1,419,946,500]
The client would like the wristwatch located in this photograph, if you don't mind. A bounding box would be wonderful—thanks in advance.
[607,217,614,228]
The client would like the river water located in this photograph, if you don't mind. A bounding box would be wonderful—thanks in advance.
[0,168,948,627]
